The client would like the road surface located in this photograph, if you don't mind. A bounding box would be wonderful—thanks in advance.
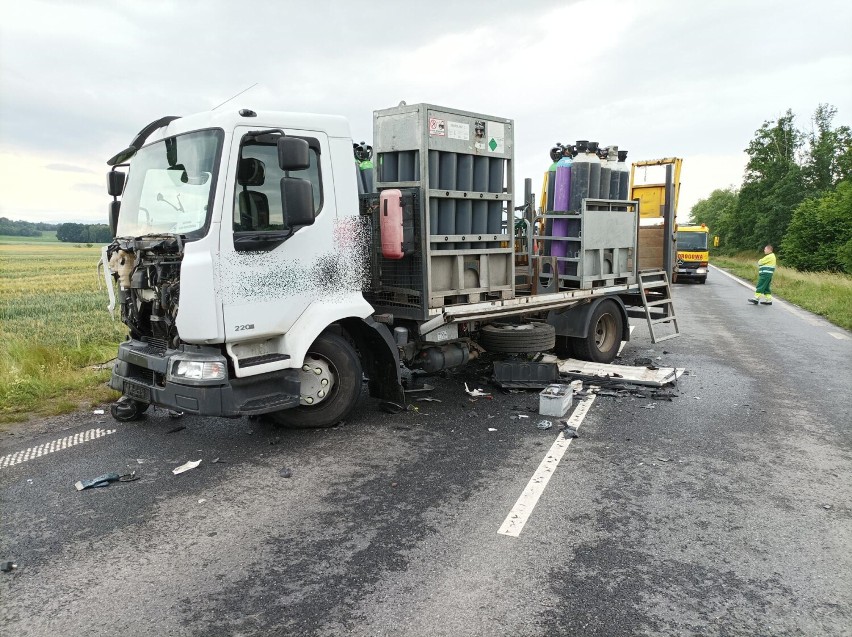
[1,266,850,636]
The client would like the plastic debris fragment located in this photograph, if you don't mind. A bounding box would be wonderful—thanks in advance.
[172,459,202,475]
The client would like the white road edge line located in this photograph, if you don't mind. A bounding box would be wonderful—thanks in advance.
[498,394,597,538]
[0,427,117,470]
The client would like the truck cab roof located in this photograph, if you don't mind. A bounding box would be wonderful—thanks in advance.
[145,109,353,144]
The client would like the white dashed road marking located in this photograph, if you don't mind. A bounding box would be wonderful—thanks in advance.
[498,394,596,538]
[0,428,117,469]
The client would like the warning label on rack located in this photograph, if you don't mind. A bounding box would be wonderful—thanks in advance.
[447,121,469,141]
[429,117,446,136]
[486,121,505,153]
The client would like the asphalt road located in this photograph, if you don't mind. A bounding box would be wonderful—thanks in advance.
[1,267,850,637]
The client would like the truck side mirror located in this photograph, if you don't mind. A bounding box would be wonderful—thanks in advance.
[277,137,310,171]
[107,170,125,197]
[280,177,315,228]
[109,200,121,237]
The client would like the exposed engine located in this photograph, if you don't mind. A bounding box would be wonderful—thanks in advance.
[107,236,184,349]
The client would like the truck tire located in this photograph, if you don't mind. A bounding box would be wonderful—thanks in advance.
[479,322,556,354]
[572,299,623,363]
[699,276,707,284]
[270,332,363,429]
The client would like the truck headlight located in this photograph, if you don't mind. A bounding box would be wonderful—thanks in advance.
[172,360,226,381]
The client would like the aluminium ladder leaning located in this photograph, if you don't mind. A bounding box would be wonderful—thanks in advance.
[637,270,680,343]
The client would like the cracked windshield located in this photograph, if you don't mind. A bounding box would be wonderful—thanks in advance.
[117,129,223,237]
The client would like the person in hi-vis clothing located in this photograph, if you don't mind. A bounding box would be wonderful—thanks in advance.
[748,245,776,306]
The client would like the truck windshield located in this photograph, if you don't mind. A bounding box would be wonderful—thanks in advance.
[116,129,223,238]
[676,231,708,251]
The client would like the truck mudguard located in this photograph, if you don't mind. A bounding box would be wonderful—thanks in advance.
[546,296,630,341]
[339,316,405,403]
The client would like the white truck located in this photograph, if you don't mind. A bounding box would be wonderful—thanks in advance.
[103,103,676,427]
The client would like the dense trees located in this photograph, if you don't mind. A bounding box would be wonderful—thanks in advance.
[689,104,852,273]
[55,223,112,243]
[0,217,56,237]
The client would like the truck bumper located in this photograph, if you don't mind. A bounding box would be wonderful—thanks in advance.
[109,340,301,417]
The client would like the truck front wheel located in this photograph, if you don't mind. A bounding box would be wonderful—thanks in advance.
[572,299,624,363]
[269,332,363,429]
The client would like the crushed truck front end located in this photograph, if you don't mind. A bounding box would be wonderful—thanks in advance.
[104,109,399,423]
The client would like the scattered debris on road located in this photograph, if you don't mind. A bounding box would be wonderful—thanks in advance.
[536,420,553,430]
[1,561,17,573]
[92,409,105,415]
[166,425,186,434]
[415,397,442,403]
[279,468,293,478]
[488,428,498,432]
[172,460,202,475]
[380,401,406,414]
[464,382,492,398]
[75,471,137,491]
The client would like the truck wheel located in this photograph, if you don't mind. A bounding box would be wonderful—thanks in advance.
[699,276,707,284]
[270,332,363,429]
[572,300,623,363]
[479,322,556,354]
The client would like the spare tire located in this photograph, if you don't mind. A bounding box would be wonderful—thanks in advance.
[479,322,556,354]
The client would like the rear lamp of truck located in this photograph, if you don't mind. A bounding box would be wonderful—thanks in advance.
[173,360,226,381]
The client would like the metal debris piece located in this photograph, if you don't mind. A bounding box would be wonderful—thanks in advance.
[1,561,17,573]
[655,457,672,463]
[381,401,406,414]
[642,404,656,409]
[823,504,832,510]
[464,382,491,398]
[562,428,578,439]
[92,409,105,415]
[172,459,202,475]
[279,468,292,478]
[415,397,442,402]
[166,425,186,434]
[168,410,185,419]
[488,428,497,432]
[211,457,222,464]
[536,420,553,430]
[198,498,206,504]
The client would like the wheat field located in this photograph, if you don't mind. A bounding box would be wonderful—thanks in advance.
[0,240,125,422]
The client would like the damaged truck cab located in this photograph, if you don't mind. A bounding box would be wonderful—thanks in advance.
[105,109,403,426]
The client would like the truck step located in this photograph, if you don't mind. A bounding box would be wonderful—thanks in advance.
[239,353,291,368]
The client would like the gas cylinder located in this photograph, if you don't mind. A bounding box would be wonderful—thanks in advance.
[616,150,630,201]
[586,142,602,200]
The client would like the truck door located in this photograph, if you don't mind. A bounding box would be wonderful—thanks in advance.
[218,127,335,355]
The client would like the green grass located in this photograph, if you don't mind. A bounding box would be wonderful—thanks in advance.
[713,253,852,331]
[0,242,124,423]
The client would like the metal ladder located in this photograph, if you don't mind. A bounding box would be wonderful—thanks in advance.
[638,270,680,343]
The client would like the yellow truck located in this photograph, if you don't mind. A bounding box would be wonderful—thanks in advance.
[674,223,710,283]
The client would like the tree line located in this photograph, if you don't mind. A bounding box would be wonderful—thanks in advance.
[0,218,112,243]
[55,223,112,243]
[689,104,852,273]
[0,217,57,237]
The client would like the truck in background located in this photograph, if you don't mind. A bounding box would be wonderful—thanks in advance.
[674,223,710,283]
[102,103,679,428]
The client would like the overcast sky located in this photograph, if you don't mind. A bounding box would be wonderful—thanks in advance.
[1,0,850,224]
